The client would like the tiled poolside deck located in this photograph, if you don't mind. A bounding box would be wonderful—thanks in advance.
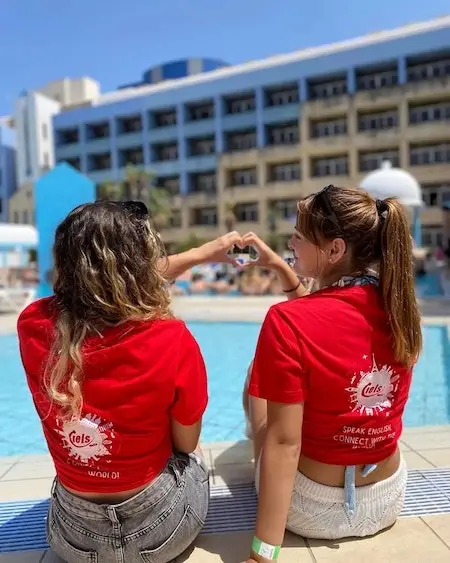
[0,425,450,561]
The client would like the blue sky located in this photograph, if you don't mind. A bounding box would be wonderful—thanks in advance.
[0,0,448,115]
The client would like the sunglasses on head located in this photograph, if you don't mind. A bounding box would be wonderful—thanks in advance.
[119,201,149,220]
[315,185,341,233]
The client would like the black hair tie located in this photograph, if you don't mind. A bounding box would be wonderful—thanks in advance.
[376,199,388,220]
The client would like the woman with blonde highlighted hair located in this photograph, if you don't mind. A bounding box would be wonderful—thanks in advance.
[18,200,243,563]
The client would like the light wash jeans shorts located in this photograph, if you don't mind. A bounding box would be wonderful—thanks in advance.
[47,452,209,563]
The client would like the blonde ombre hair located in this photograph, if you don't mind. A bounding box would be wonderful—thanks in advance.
[45,201,172,420]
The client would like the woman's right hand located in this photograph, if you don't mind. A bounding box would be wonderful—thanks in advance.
[241,232,285,270]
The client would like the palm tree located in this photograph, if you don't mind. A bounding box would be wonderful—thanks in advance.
[97,181,124,201]
[267,201,282,252]
[224,201,237,232]
[121,165,174,230]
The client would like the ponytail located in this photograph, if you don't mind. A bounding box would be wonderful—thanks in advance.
[379,198,422,367]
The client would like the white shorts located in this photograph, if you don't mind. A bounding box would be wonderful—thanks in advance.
[255,456,407,540]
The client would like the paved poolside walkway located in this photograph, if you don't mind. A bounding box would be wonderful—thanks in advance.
[1,425,450,561]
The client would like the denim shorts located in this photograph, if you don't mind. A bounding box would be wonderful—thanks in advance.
[47,452,210,563]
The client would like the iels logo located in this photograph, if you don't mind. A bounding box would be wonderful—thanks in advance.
[57,414,115,465]
[361,383,384,398]
[346,356,399,416]
[68,431,94,448]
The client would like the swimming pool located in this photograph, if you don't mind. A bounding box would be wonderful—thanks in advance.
[1,322,449,457]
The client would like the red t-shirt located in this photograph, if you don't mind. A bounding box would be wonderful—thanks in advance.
[249,285,412,465]
[17,297,208,492]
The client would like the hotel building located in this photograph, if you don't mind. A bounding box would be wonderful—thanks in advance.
[53,17,450,250]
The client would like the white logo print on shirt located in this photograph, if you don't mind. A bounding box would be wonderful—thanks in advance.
[57,413,115,465]
[346,355,399,416]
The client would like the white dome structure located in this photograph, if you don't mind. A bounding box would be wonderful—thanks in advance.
[0,223,38,247]
[360,161,423,207]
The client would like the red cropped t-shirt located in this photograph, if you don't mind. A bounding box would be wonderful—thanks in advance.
[249,285,412,465]
[18,297,208,493]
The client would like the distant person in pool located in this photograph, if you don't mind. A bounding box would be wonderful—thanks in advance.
[17,200,243,563]
[241,185,421,562]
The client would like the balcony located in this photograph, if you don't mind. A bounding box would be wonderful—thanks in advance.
[261,144,301,163]
[404,76,450,101]
[221,112,258,131]
[148,125,178,143]
[54,143,82,160]
[307,135,351,155]
[185,154,217,173]
[353,86,403,110]
[183,119,215,138]
[353,128,401,150]
[220,149,259,168]
[303,96,350,119]
[116,132,144,150]
[405,121,450,143]
[262,104,299,125]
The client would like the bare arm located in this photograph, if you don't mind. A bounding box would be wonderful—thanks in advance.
[241,232,308,300]
[171,419,202,454]
[158,231,243,282]
[252,403,304,561]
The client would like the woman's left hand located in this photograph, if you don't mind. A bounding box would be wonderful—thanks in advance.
[241,232,285,270]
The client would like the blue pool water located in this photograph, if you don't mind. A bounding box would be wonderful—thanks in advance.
[1,322,450,457]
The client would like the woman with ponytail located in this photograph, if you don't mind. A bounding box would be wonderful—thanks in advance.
[241,185,421,562]
[18,200,242,563]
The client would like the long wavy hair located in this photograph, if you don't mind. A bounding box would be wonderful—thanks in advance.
[296,185,422,367]
[44,201,172,420]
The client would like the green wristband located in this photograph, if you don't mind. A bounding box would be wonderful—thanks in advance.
[252,536,281,560]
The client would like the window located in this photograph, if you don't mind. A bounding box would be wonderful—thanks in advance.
[358,110,398,131]
[225,95,255,114]
[235,202,259,222]
[43,152,50,167]
[226,130,257,152]
[265,86,299,107]
[407,57,450,82]
[188,136,215,156]
[421,184,450,207]
[266,122,299,145]
[309,78,347,100]
[409,102,450,124]
[119,147,144,166]
[58,127,79,145]
[23,210,29,224]
[229,168,257,187]
[268,162,301,182]
[86,121,110,140]
[192,207,218,226]
[276,199,298,220]
[169,210,182,228]
[66,157,81,170]
[312,156,349,177]
[356,69,398,91]
[410,143,450,166]
[153,110,177,127]
[88,152,111,171]
[117,114,142,134]
[187,102,214,121]
[42,123,48,139]
[13,211,19,223]
[359,150,400,172]
[190,172,216,193]
[311,117,347,138]
[158,176,180,196]
[153,143,178,161]
[422,226,443,248]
